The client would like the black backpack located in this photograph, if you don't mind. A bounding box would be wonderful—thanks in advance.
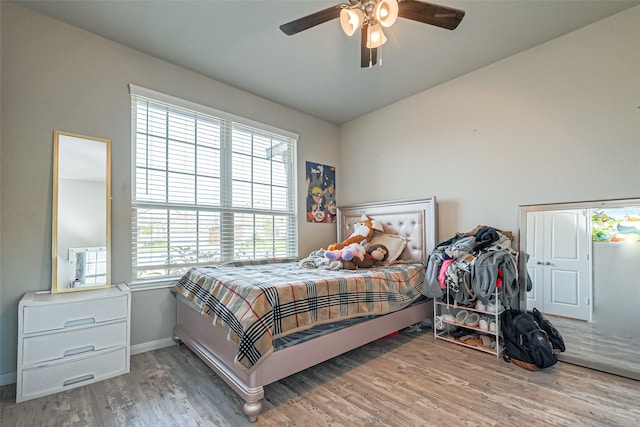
[531,307,566,353]
[501,309,557,370]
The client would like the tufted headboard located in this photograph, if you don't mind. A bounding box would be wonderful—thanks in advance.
[336,197,437,264]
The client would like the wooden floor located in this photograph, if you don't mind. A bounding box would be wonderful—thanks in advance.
[2,329,640,426]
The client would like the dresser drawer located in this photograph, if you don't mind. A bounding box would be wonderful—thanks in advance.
[22,294,128,334]
[20,346,128,401]
[22,321,128,366]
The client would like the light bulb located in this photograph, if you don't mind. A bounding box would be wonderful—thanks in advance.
[340,8,364,36]
[376,0,399,28]
[366,23,387,49]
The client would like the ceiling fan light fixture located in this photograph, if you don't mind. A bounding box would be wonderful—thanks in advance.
[340,7,364,36]
[376,0,399,28]
[279,0,466,68]
[366,23,387,49]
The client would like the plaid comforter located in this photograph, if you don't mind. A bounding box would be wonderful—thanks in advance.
[174,258,425,373]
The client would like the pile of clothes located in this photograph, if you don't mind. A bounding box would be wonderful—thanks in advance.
[423,225,521,308]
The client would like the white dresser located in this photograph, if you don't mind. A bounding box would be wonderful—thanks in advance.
[16,284,131,402]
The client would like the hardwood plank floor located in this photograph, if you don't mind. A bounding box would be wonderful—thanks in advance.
[2,329,640,426]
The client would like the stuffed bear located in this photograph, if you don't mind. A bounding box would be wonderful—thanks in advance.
[342,243,389,270]
[328,215,383,251]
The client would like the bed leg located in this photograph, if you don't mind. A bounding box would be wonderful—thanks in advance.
[243,400,262,422]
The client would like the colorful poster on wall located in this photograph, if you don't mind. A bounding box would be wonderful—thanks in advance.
[592,207,640,242]
[306,161,336,223]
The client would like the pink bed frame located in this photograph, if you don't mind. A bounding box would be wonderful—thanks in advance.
[173,197,437,421]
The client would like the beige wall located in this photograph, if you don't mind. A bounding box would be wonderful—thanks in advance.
[0,0,3,382]
[0,2,339,380]
[339,6,640,240]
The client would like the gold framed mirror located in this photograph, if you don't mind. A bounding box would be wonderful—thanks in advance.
[52,130,111,293]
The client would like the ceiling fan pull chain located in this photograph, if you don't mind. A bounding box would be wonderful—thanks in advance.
[379,46,383,67]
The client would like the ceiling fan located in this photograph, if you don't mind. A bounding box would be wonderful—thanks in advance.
[280,0,465,68]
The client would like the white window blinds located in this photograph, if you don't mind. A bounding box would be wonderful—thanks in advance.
[130,85,298,281]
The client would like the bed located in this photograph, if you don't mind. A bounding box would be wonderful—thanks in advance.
[172,197,437,421]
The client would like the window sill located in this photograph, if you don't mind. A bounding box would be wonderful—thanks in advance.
[128,278,179,292]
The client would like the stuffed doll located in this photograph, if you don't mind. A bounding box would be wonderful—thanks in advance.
[342,243,389,270]
[324,241,366,263]
[328,215,384,251]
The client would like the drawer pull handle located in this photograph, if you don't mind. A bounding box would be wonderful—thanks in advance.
[63,345,95,357]
[63,317,96,328]
[63,374,94,387]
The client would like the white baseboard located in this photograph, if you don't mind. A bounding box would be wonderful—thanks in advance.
[131,337,176,355]
[0,371,17,387]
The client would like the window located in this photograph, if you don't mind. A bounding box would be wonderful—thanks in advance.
[130,85,298,281]
[82,250,108,285]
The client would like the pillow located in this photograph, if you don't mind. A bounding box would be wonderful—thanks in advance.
[369,233,407,264]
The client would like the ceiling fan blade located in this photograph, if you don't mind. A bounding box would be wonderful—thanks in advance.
[280,5,342,36]
[398,0,465,30]
[360,27,378,68]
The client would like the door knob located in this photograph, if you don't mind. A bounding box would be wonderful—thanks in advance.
[536,261,543,265]
[545,261,551,265]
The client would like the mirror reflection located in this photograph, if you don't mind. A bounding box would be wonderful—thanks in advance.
[52,131,111,293]
[520,199,640,380]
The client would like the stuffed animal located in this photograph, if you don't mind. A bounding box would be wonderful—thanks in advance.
[343,243,389,270]
[324,241,366,263]
[366,244,390,265]
[328,215,383,251]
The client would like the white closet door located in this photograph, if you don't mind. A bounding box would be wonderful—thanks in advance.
[526,211,544,310]
[526,210,590,321]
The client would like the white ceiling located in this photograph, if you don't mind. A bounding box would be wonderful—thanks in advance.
[14,0,640,124]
